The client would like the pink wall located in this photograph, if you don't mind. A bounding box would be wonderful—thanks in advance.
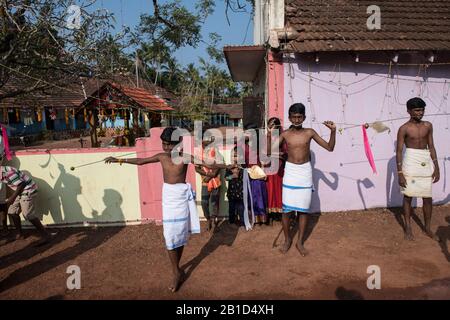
[136,128,196,223]
[13,147,136,156]
[269,53,450,212]
[268,52,285,124]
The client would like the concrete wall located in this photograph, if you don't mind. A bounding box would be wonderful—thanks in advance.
[253,0,284,45]
[272,53,450,212]
[12,148,140,226]
[8,128,235,227]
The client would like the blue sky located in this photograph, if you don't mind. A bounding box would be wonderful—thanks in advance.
[89,0,253,68]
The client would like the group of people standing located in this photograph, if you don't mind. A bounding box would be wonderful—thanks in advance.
[0,96,440,295]
[197,98,441,259]
[196,104,337,258]
[195,118,286,232]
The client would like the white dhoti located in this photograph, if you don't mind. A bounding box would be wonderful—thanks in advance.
[282,161,313,213]
[401,148,434,198]
[162,183,200,250]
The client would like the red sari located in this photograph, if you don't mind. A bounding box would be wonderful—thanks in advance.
[266,136,286,213]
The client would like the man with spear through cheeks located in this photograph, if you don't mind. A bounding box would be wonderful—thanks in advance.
[105,127,233,292]
[269,103,336,256]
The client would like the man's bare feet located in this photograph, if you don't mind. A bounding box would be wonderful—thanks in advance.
[168,270,185,293]
[279,238,292,254]
[404,227,414,241]
[424,229,441,242]
[296,242,309,257]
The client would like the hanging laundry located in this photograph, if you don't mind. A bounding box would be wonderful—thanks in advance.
[23,109,34,125]
[49,108,57,120]
[362,125,377,174]
[36,108,42,122]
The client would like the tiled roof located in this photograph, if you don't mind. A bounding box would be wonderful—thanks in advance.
[285,0,450,52]
[109,83,173,111]
[211,103,243,119]
[0,75,177,108]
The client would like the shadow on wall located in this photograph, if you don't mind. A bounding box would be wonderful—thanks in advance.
[311,150,376,212]
[434,157,450,206]
[357,178,375,210]
[99,189,125,223]
[9,155,125,225]
[0,159,126,294]
[310,151,339,213]
[386,153,403,208]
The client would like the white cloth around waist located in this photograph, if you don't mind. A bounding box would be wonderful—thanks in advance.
[162,183,200,250]
[282,161,313,213]
[402,148,434,177]
[401,148,434,198]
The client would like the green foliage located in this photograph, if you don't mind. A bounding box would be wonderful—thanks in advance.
[139,0,203,50]
[0,0,131,101]
[0,0,255,122]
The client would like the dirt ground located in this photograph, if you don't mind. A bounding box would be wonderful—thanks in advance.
[0,206,449,300]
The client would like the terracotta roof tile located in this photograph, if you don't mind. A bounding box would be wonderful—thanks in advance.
[0,75,177,109]
[109,83,173,111]
[285,0,450,52]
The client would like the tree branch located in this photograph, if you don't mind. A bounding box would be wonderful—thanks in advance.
[152,0,177,30]
[0,80,48,101]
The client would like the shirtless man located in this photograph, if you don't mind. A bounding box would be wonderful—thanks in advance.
[270,103,336,256]
[105,127,231,292]
[396,97,440,241]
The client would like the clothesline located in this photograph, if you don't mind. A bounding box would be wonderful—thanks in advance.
[308,112,450,132]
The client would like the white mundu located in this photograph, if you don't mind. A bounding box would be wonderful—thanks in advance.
[162,183,200,250]
[401,148,434,198]
[282,161,314,213]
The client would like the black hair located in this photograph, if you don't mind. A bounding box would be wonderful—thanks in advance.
[160,127,181,145]
[407,97,426,110]
[268,117,281,127]
[289,103,306,116]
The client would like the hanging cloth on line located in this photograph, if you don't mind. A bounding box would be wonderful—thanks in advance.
[362,125,377,174]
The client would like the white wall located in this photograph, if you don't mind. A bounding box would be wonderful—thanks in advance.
[283,54,450,212]
[253,0,284,45]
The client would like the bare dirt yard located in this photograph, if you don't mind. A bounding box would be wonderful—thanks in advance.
[1,206,449,300]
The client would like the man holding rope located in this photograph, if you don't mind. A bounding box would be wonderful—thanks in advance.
[269,103,336,256]
[105,127,233,292]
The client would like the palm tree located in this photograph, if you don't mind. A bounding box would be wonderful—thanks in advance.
[140,41,171,85]
[161,58,182,91]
